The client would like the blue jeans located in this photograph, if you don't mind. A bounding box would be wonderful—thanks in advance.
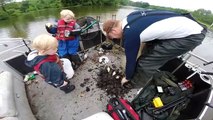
[58,37,79,57]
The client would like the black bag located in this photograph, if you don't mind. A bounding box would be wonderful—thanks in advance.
[131,71,193,120]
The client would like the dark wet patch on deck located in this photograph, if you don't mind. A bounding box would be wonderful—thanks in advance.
[96,65,132,97]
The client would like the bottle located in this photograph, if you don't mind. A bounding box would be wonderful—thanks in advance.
[64,30,70,37]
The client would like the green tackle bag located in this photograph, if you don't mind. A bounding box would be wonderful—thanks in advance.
[131,71,193,120]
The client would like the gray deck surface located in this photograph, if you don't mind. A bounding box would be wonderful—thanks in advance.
[25,44,139,120]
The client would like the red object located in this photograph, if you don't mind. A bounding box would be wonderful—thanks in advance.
[107,98,140,120]
[56,19,76,40]
[183,80,193,89]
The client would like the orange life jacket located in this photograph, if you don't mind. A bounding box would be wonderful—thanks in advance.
[56,19,76,40]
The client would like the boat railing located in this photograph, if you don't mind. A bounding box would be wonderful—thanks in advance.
[0,38,31,56]
[173,51,213,84]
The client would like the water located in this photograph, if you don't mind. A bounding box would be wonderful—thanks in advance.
[0,6,138,39]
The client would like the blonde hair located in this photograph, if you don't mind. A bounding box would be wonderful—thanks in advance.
[32,34,58,51]
[60,9,75,19]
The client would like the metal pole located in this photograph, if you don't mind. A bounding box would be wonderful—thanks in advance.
[172,54,192,74]
[96,16,103,43]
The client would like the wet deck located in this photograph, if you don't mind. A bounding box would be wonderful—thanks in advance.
[25,44,139,120]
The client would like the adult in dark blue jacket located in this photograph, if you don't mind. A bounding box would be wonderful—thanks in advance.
[103,10,207,88]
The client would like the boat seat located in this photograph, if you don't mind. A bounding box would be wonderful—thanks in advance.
[0,71,18,119]
[0,71,36,120]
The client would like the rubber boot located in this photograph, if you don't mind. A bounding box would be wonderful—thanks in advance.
[60,83,75,94]
[70,54,82,70]
[61,55,71,61]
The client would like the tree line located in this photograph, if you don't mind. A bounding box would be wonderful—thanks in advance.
[129,1,213,29]
[0,0,129,20]
[1,0,213,29]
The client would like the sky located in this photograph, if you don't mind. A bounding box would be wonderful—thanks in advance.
[131,0,213,12]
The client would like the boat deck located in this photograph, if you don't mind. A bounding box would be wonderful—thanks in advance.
[1,31,213,120]
[25,44,139,120]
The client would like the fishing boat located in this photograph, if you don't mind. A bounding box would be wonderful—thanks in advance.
[0,17,213,120]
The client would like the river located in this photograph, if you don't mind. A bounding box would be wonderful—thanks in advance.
[0,6,140,39]
[0,5,213,71]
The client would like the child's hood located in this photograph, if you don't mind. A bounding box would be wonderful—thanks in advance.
[27,50,39,61]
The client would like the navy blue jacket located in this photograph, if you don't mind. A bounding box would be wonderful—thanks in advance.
[123,10,204,80]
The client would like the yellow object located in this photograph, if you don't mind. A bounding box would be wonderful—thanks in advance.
[153,97,164,108]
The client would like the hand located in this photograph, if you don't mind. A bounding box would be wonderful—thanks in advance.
[121,77,129,86]
[45,23,52,28]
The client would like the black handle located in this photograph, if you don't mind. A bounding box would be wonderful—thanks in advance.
[200,71,213,75]
[203,61,213,66]
[205,103,213,109]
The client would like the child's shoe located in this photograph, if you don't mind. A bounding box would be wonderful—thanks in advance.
[60,84,75,93]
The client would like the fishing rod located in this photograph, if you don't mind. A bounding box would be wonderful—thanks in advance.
[22,39,32,52]
[81,20,98,33]
[69,20,98,36]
